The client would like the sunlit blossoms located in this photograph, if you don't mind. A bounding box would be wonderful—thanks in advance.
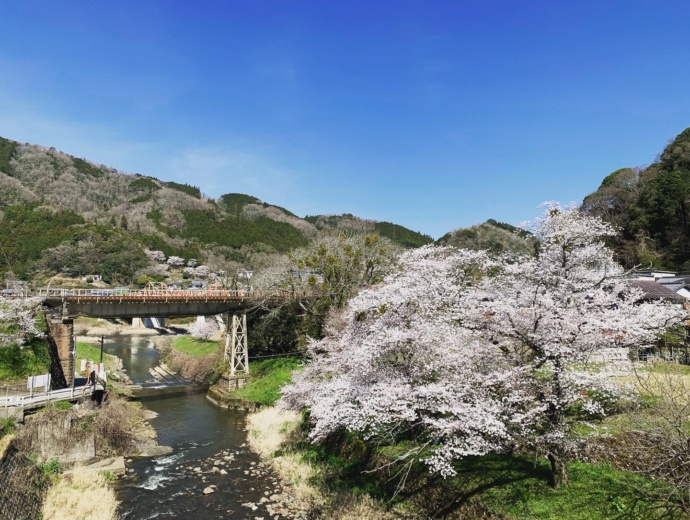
[189,318,219,340]
[0,296,45,348]
[280,204,686,487]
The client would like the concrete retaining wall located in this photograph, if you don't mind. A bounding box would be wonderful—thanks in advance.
[0,441,50,520]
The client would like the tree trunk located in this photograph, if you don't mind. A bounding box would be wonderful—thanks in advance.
[548,452,569,488]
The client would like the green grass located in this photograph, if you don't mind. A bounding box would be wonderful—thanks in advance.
[290,432,677,520]
[0,338,51,382]
[171,336,221,357]
[474,456,670,519]
[230,357,302,405]
[75,342,118,372]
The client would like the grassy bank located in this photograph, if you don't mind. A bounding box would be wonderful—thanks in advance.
[247,407,397,519]
[161,335,222,382]
[247,406,678,519]
[244,359,686,519]
[75,342,118,371]
[42,467,118,520]
[0,337,51,382]
[230,357,302,405]
[171,336,220,357]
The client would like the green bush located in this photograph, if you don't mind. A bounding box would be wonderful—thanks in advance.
[40,457,61,474]
[1,417,15,437]
[0,338,51,382]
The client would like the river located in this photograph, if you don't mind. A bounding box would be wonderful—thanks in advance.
[102,336,282,519]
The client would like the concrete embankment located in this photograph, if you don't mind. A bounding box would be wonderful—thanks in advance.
[206,381,261,412]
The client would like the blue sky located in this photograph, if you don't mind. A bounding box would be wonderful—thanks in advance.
[1,1,690,238]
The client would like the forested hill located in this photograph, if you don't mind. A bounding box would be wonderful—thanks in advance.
[582,126,690,271]
[437,219,536,255]
[0,136,431,283]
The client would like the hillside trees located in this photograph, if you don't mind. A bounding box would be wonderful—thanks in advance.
[0,205,85,279]
[286,233,401,338]
[437,219,536,255]
[37,226,148,283]
[582,127,690,270]
[282,204,684,488]
[251,232,402,351]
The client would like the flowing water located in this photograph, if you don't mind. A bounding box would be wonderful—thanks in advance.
[102,336,282,519]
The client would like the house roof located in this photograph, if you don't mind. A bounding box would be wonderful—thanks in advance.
[656,276,690,285]
[627,280,686,302]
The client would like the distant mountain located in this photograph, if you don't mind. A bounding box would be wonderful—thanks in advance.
[582,127,690,271]
[437,219,535,255]
[304,214,433,248]
[0,136,431,284]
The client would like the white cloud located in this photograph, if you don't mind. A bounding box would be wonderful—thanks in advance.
[0,108,153,174]
[0,97,301,205]
[168,146,299,200]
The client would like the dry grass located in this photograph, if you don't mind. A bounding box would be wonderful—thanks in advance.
[328,494,403,520]
[93,394,144,455]
[42,466,119,520]
[0,433,14,459]
[246,406,400,519]
[247,407,322,505]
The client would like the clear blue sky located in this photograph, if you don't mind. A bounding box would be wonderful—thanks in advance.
[1,1,690,238]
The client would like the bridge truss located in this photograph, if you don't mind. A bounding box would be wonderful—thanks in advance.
[225,313,249,378]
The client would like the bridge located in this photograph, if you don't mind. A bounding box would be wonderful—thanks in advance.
[2,385,98,412]
[30,285,302,396]
[36,286,293,318]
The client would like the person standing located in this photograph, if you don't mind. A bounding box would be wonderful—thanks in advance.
[81,362,95,396]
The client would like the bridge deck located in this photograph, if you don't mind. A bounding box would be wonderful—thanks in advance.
[37,287,299,318]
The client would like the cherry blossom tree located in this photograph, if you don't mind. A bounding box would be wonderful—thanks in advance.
[166,256,185,267]
[281,204,685,488]
[189,318,218,340]
[0,295,45,348]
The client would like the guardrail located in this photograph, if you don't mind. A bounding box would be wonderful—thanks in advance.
[33,287,299,300]
[1,385,92,409]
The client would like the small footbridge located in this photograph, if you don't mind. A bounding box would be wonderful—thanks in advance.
[1,385,96,411]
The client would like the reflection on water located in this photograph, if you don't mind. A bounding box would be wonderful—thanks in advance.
[101,335,160,384]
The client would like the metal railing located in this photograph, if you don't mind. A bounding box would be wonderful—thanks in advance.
[1,385,93,409]
[33,287,298,300]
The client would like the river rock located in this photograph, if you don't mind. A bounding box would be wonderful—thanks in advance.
[65,456,127,477]
[137,445,173,457]
[203,486,215,495]
[220,469,228,475]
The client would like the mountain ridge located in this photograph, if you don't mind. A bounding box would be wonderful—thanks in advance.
[0,136,432,284]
